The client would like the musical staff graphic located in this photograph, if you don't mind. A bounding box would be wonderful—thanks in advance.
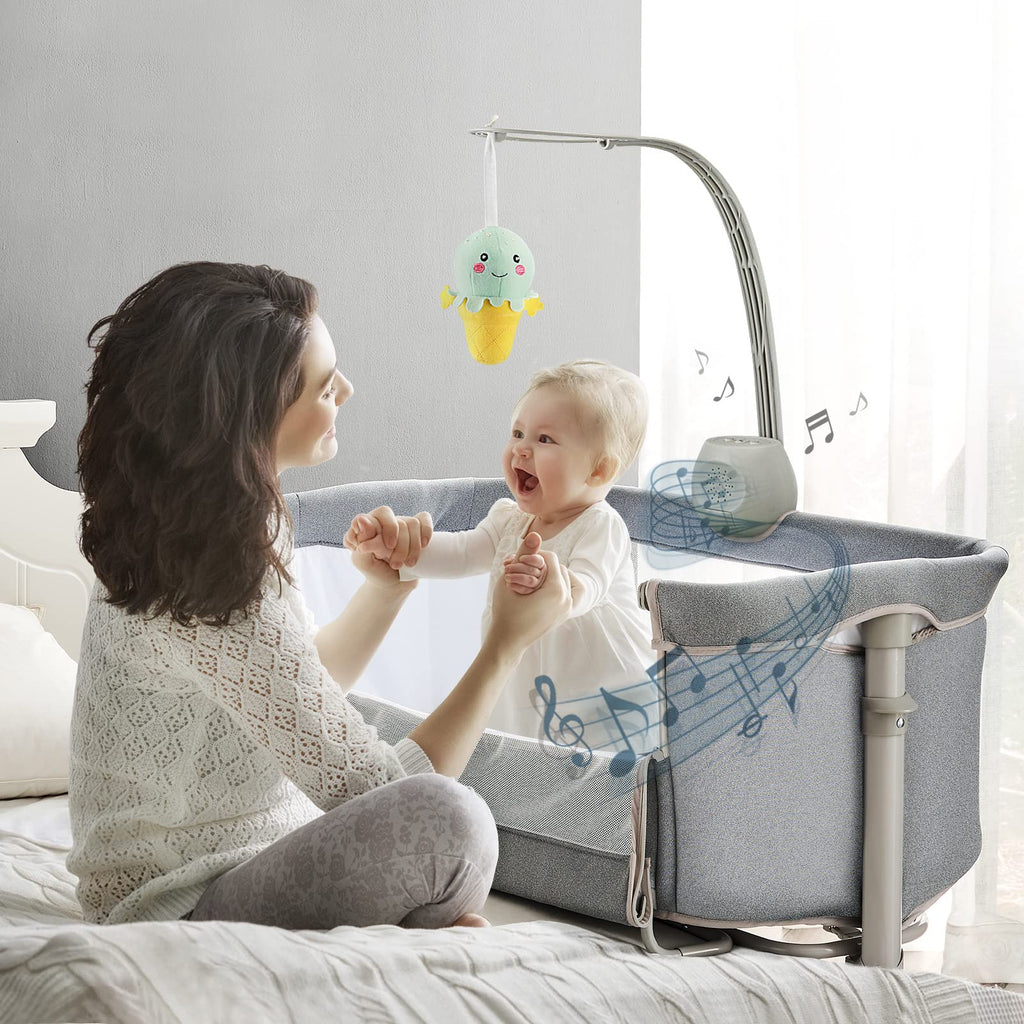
[530,496,852,787]
[645,459,779,565]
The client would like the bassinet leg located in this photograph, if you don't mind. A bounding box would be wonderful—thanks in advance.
[859,613,917,969]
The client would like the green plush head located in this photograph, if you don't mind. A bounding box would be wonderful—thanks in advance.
[453,226,535,310]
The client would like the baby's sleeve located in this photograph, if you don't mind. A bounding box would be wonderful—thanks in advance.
[398,499,513,581]
[186,584,432,812]
[565,507,633,619]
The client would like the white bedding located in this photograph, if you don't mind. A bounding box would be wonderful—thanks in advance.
[3,798,1023,1024]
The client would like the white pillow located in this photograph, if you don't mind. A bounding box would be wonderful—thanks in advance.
[0,603,77,799]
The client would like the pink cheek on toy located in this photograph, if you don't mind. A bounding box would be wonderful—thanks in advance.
[515,265,526,276]
[473,263,485,274]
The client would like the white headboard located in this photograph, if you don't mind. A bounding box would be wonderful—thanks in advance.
[0,400,94,660]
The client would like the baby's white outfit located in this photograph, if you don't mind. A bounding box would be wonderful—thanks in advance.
[399,498,658,758]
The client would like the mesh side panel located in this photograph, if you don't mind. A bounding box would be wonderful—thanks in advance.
[348,693,639,858]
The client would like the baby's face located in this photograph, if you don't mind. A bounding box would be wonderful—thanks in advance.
[502,386,605,522]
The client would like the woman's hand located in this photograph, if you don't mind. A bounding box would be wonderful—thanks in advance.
[343,506,433,588]
[502,531,548,595]
[407,546,572,779]
[488,548,572,657]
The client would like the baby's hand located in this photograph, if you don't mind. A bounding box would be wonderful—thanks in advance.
[503,531,548,595]
[344,514,391,561]
[343,509,432,569]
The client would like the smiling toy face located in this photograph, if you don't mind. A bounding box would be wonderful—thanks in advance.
[454,226,535,303]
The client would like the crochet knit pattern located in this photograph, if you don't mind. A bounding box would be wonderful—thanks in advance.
[67,575,432,924]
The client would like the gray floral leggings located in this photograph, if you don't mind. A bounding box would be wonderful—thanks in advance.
[188,773,499,930]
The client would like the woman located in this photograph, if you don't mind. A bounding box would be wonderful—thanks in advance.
[69,261,570,930]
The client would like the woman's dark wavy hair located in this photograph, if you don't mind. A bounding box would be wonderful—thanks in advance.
[78,261,318,625]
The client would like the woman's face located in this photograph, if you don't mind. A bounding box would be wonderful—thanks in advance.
[275,315,352,473]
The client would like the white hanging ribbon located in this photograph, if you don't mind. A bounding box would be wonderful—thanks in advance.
[484,127,499,227]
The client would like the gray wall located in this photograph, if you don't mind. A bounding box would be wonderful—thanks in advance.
[0,1,641,493]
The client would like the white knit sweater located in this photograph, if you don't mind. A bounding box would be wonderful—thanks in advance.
[67,573,433,925]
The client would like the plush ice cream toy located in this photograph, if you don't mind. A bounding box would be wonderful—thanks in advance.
[442,225,543,365]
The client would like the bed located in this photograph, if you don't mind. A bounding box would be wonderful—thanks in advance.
[2,397,1022,1024]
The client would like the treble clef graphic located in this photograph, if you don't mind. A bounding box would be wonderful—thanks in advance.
[535,675,592,768]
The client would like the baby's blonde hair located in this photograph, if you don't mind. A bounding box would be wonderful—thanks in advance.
[516,359,648,479]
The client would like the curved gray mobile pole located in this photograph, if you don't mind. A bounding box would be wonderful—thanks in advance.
[471,127,783,442]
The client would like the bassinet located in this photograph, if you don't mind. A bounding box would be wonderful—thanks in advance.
[286,478,1008,968]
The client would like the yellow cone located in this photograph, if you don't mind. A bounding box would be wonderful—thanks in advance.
[457,300,524,365]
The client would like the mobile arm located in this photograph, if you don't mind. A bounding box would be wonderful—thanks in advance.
[471,127,782,442]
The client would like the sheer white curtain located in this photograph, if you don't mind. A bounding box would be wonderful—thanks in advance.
[641,0,1022,983]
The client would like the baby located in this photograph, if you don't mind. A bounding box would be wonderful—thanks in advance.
[353,360,658,761]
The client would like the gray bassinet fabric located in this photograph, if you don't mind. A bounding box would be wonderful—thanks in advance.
[346,692,639,925]
[287,475,1005,657]
[286,479,1009,930]
[648,619,987,925]
[286,477,505,543]
[644,515,1007,649]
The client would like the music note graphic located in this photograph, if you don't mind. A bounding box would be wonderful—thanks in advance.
[535,675,592,768]
[803,409,834,453]
[731,638,767,737]
[646,657,682,726]
[784,596,811,649]
[713,376,735,402]
[600,687,651,778]
[665,646,708,694]
[730,664,766,738]
[695,349,709,374]
[771,661,798,713]
[849,392,868,416]
[821,578,842,611]
[803,577,832,618]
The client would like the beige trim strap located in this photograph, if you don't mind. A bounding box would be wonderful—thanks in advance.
[626,753,653,928]
[640,579,668,651]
